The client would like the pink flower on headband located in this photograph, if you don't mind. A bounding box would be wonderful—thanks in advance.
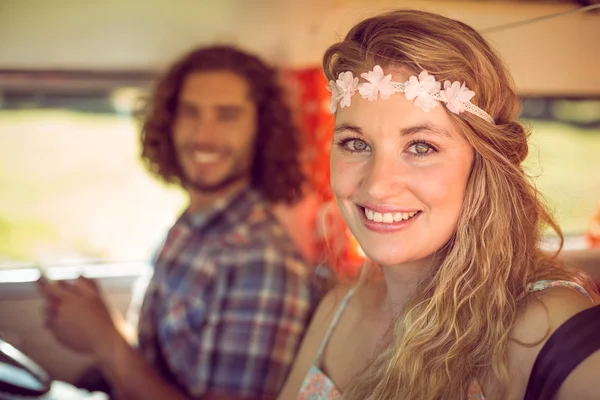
[403,71,441,112]
[327,71,359,112]
[440,81,475,114]
[358,65,395,101]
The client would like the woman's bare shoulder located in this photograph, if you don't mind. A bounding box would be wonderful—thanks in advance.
[300,282,357,348]
[502,286,597,399]
[316,282,356,318]
[277,282,356,400]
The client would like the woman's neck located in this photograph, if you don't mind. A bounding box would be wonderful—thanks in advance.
[380,257,435,317]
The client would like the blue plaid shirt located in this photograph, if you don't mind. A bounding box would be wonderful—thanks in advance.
[136,189,321,399]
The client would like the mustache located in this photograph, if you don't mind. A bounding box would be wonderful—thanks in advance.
[178,143,231,154]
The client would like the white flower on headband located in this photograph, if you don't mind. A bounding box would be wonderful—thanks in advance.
[403,71,441,112]
[325,66,494,124]
[327,71,359,112]
[326,80,341,113]
[439,81,475,114]
[358,65,395,101]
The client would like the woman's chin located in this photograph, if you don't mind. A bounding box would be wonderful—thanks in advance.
[362,251,410,268]
[361,248,435,270]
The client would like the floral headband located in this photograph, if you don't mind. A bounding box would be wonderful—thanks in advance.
[326,65,494,124]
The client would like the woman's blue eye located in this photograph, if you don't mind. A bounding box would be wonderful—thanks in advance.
[346,139,369,152]
[408,142,434,156]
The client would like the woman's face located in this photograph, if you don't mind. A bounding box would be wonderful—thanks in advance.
[330,69,474,267]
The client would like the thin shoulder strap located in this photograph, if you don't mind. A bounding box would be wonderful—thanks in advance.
[525,280,593,300]
[314,285,358,365]
[524,304,600,400]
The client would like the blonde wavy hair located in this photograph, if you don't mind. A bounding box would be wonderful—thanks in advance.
[323,9,598,400]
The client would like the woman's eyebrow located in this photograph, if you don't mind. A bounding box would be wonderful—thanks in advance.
[400,123,452,139]
[334,122,453,139]
[334,123,363,135]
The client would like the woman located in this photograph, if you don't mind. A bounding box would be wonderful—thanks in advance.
[279,9,599,400]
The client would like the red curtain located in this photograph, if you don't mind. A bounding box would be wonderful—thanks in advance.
[281,67,364,278]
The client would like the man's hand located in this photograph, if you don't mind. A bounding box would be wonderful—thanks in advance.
[38,277,190,400]
[38,277,120,356]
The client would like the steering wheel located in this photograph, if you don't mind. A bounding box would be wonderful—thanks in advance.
[0,339,51,398]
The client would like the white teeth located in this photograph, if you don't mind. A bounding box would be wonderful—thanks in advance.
[364,208,419,224]
[193,152,220,163]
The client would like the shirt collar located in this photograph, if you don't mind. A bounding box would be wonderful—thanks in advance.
[179,188,266,234]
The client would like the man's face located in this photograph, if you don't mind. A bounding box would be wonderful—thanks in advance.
[172,71,258,193]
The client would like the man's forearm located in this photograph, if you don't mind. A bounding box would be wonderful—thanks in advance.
[94,332,188,400]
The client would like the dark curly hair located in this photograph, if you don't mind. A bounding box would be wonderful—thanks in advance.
[140,45,306,205]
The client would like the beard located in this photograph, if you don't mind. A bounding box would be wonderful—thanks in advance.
[177,143,253,194]
[183,164,250,193]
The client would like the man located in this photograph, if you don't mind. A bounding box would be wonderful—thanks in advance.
[39,45,321,400]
